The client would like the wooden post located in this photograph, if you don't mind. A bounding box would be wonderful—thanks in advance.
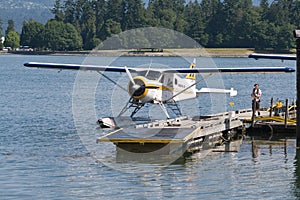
[269,97,273,117]
[285,98,289,128]
[295,30,300,148]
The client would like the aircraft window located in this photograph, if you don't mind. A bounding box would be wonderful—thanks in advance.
[138,71,161,80]
[175,78,177,85]
[160,75,164,83]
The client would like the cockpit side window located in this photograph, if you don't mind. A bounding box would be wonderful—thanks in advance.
[160,74,164,83]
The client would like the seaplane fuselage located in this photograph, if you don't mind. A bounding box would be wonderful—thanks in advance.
[127,73,197,103]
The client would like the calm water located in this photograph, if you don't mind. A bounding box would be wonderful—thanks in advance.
[0,54,299,199]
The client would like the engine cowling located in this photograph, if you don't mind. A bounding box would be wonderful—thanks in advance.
[127,76,158,103]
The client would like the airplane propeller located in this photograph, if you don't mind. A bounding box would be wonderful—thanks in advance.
[125,66,135,85]
[125,66,159,97]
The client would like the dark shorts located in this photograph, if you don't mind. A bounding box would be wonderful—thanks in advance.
[252,100,260,110]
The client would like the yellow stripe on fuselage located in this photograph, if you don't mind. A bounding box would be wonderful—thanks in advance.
[133,83,194,100]
[147,84,193,94]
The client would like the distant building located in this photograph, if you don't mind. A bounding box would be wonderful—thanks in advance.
[1,37,4,43]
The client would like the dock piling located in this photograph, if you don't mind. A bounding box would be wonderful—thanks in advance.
[285,98,289,128]
[294,30,300,148]
[269,98,273,117]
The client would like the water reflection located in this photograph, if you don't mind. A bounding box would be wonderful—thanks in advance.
[294,150,300,198]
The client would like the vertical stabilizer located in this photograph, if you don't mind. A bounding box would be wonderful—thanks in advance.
[185,58,196,80]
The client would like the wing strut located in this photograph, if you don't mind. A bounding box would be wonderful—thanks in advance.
[97,71,128,92]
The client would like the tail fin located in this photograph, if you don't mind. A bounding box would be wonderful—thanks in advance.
[185,58,196,80]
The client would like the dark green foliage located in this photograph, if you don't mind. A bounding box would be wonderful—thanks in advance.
[4,20,20,49]
[6,20,15,35]
[51,0,65,21]
[11,0,300,51]
[20,19,45,49]
[4,31,20,50]
[43,20,82,51]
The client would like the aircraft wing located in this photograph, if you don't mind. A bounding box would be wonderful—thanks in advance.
[249,53,296,61]
[160,67,294,73]
[24,62,295,73]
[24,62,129,72]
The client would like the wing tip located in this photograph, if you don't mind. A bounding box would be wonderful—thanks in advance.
[285,67,295,72]
[24,62,30,67]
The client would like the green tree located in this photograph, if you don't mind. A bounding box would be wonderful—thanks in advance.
[234,5,260,47]
[121,0,146,30]
[201,0,222,20]
[173,0,187,33]
[204,0,224,47]
[51,0,64,21]
[221,0,241,46]
[20,19,45,49]
[64,0,76,24]
[67,0,99,49]
[64,23,83,50]
[4,31,20,50]
[5,20,15,36]
[92,0,106,39]
[106,0,123,23]
[80,1,98,49]
[43,20,82,51]
[184,0,206,45]
[36,0,299,51]
[260,0,269,20]
[149,0,177,29]
[275,23,296,50]
[102,19,122,39]
[290,0,300,27]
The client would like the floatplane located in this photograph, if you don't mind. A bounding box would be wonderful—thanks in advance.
[24,59,295,129]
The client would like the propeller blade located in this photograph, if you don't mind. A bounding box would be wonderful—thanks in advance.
[125,66,135,85]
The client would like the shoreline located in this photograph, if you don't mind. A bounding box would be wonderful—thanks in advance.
[0,48,295,57]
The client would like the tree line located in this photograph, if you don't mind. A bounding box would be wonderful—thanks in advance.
[0,0,299,51]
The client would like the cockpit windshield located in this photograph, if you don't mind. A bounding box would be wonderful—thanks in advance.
[137,70,162,80]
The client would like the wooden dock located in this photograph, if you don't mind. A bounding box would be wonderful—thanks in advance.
[97,106,297,158]
[97,111,246,157]
[240,106,296,139]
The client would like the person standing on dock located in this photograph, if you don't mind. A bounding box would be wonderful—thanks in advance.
[251,83,262,116]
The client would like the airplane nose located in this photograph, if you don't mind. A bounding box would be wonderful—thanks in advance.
[132,84,140,91]
[128,78,146,98]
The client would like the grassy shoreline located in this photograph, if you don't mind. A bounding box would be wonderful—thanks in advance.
[1,48,295,57]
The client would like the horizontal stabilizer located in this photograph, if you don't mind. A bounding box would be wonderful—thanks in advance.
[24,62,295,73]
[249,53,296,61]
[197,88,237,97]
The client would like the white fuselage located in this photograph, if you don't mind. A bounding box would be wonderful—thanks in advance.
[127,74,197,103]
